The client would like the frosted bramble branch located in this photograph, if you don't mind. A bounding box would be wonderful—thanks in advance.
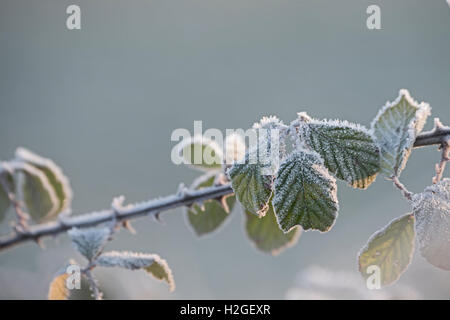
[0,183,232,252]
[0,125,448,253]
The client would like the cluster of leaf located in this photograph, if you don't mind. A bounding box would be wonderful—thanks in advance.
[359,179,450,287]
[0,148,73,224]
[181,132,302,255]
[357,90,450,287]
[183,90,449,286]
[49,227,174,300]
[0,148,175,299]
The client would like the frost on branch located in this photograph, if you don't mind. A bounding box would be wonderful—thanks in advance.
[96,251,175,292]
[68,227,111,261]
[358,213,415,287]
[228,148,274,217]
[245,201,301,255]
[15,148,73,216]
[371,89,431,178]
[186,172,235,236]
[273,149,338,232]
[413,178,450,270]
[296,114,380,189]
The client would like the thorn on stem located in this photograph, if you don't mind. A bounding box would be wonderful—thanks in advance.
[34,237,45,249]
[432,136,449,184]
[152,211,165,224]
[122,220,136,234]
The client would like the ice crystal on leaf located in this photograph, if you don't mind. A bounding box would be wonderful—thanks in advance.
[252,115,284,130]
[413,179,450,270]
[224,133,246,165]
[358,213,415,287]
[15,147,73,216]
[371,89,431,178]
[96,251,175,292]
[273,149,338,232]
[228,148,274,217]
[16,163,59,223]
[296,114,380,189]
[68,227,111,261]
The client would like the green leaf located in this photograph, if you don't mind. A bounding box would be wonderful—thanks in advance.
[68,227,111,261]
[186,173,235,236]
[273,149,338,232]
[0,168,13,223]
[179,136,223,171]
[15,148,73,216]
[228,149,274,217]
[413,178,450,270]
[371,89,430,178]
[296,114,380,189]
[97,251,175,292]
[245,202,301,255]
[358,213,415,287]
[17,163,59,222]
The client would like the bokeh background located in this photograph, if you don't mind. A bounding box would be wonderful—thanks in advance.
[1,0,449,299]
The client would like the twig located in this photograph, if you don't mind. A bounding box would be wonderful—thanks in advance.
[0,184,232,252]
[84,269,103,300]
[413,118,450,148]
[0,125,448,253]
[430,119,450,184]
[392,176,413,201]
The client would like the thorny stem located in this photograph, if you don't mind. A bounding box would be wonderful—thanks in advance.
[413,118,450,148]
[84,268,103,300]
[431,119,450,184]
[392,118,449,199]
[0,123,449,253]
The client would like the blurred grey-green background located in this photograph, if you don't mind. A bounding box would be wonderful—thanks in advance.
[1,0,449,299]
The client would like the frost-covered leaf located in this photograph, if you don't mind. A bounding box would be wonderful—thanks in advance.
[15,148,73,217]
[296,114,379,189]
[413,179,450,270]
[68,227,111,261]
[178,135,223,171]
[97,251,175,292]
[16,163,59,222]
[0,187,9,223]
[371,89,431,177]
[245,201,301,255]
[358,213,415,287]
[186,173,235,236]
[224,133,246,165]
[252,115,284,130]
[273,149,338,232]
[0,168,13,223]
[48,272,70,300]
[228,149,273,217]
